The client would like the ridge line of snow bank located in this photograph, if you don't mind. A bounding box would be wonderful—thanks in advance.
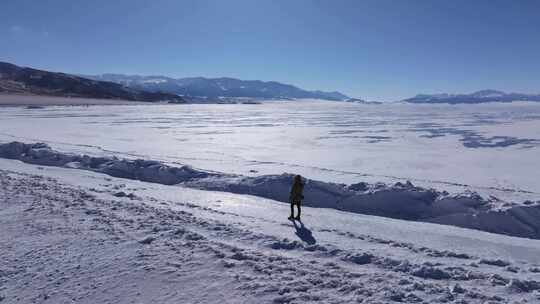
[1,141,539,239]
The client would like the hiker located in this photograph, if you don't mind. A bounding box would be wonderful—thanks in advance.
[288,174,304,220]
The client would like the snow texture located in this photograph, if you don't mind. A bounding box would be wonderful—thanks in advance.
[2,101,540,205]
[1,158,539,303]
[1,141,539,240]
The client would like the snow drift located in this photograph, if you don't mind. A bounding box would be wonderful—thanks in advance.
[1,141,539,239]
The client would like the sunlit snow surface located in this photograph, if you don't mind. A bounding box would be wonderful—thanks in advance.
[1,100,540,202]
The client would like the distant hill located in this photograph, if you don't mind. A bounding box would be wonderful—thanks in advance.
[83,74,350,101]
[0,62,184,102]
[345,98,382,104]
[403,90,540,104]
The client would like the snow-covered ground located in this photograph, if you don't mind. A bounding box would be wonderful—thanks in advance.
[1,141,539,240]
[1,100,540,202]
[1,158,540,303]
[1,100,540,303]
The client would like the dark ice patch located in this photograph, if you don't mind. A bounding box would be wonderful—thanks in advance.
[411,127,540,148]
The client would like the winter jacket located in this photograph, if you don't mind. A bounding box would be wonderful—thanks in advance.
[289,181,304,204]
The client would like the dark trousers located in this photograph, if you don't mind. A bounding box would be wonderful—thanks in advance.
[290,201,301,218]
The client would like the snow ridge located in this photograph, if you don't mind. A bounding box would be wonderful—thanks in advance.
[1,141,539,239]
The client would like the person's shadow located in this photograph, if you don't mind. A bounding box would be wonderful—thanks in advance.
[292,220,317,245]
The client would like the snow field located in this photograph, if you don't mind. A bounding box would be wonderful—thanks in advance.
[1,159,540,303]
[1,141,539,240]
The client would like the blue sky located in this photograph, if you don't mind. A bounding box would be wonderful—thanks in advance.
[2,0,540,100]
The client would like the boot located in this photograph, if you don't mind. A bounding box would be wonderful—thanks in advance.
[288,204,295,220]
[294,205,301,220]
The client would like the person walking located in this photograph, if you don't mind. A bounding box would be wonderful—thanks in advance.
[288,175,304,221]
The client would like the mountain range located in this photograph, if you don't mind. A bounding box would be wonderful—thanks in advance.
[0,62,184,102]
[82,74,349,101]
[403,89,540,104]
[4,61,538,104]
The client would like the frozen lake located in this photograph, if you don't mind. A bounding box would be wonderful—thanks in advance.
[1,100,540,202]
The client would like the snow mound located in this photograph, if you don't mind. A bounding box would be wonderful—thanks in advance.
[410,266,452,280]
[1,141,540,239]
[0,141,214,185]
[189,174,540,239]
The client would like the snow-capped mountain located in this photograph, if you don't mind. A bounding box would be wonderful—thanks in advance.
[0,62,184,103]
[84,74,350,101]
[404,90,540,104]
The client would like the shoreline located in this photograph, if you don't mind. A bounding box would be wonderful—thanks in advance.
[0,93,151,107]
[0,93,267,107]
